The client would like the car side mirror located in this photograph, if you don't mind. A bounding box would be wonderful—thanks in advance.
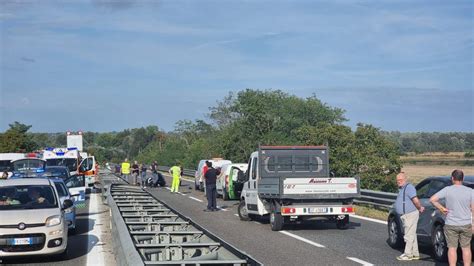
[63,199,73,210]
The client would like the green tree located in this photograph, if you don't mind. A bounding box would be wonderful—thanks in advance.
[0,122,37,152]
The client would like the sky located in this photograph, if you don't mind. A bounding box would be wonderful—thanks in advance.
[0,0,472,133]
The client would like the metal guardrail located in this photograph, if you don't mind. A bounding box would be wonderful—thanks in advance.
[107,175,261,265]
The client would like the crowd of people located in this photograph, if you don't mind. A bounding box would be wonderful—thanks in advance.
[119,159,220,212]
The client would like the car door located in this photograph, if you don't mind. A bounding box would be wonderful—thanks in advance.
[245,156,259,214]
[415,180,432,236]
[65,174,87,206]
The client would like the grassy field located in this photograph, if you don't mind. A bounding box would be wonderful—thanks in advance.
[401,152,474,184]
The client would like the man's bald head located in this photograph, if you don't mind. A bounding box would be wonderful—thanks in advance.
[396,172,407,188]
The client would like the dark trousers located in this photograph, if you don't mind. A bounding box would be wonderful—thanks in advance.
[206,184,217,210]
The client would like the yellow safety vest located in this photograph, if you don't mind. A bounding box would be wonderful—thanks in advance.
[170,166,181,178]
[121,162,131,174]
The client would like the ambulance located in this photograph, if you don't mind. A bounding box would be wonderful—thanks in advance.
[43,147,81,176]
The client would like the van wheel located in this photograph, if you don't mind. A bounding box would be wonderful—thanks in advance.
[336,215,349,229]
[387,216,403,248]
[223,186,229,201]
[432,224,448,262]
[270,207,284,231]
[238,201,251,221]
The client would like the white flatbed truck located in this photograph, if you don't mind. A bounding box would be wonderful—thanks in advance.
[238,146,360,231]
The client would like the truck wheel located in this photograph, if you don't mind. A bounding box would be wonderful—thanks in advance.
[336,215,349,230]
[432,224,448,262]
[387,216,403,248]
[223,186,229,201]
[238,201,251,221]
[270,209,284,231]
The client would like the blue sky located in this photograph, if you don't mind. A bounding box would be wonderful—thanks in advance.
[0,0,472,132]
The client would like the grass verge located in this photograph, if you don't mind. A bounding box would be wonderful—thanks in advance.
[355,205,388,222]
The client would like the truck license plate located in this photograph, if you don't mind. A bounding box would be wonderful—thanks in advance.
[309,207,328,214]
[12,238,32,245]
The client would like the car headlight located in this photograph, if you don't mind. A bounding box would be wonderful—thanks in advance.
[46,215,62,227]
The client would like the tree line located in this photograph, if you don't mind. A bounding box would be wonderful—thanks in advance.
[1,89,472,192]
[382,131,474,154]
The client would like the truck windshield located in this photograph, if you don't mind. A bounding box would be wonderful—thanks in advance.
[0,185,58,210]
[46,158,77,172]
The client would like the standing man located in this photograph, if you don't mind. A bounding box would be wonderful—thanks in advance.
[169,164,181,193]
[204,161,218,212]
[131,161,139,186]
[121,159,131,184]
[150,161,158,185]
[395,172,425,261]
[140,163,147,188]
[430,170,473,266]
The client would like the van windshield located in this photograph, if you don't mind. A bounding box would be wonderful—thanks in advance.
[12,159,46,171]
[46,158,77,172]
[0,185,58,210]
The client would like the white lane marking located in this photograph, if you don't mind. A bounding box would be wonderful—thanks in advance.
[350,214,387,225]
[189,196,203,202]
[86,193,105,265]
[217,206,228,212]
[279,231,325,248]
[253,221,261,224]
[164,187,171,190]
[234,214,239,217]
[177,192,185,196]
[347,257,374,266]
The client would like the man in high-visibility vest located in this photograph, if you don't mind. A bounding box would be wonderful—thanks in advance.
[121,159,131,184]
[169,164,181,193]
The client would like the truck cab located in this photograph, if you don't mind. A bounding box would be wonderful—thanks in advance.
[238,146,360,231]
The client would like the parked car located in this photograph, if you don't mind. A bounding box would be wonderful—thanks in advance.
[0,178,72,259]
[50,178,77,234]
[216,163,248,200]
[387,175,474,261]
[194,158,232,191]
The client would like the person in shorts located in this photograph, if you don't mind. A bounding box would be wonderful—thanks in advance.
[430,169,473,266]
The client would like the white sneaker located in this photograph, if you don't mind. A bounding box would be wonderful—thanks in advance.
[396,254,412,261]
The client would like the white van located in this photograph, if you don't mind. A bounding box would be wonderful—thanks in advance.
[216,163,248,200]
[0,178,72,259]
[194,158,232,191]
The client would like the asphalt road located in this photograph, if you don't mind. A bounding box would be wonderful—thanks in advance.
[144,173,449,266]
[1,175,116,266]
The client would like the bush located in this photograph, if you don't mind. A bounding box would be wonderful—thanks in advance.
[465,151,474,158]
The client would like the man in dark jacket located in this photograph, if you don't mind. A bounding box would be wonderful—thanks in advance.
[204,161,218,211]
